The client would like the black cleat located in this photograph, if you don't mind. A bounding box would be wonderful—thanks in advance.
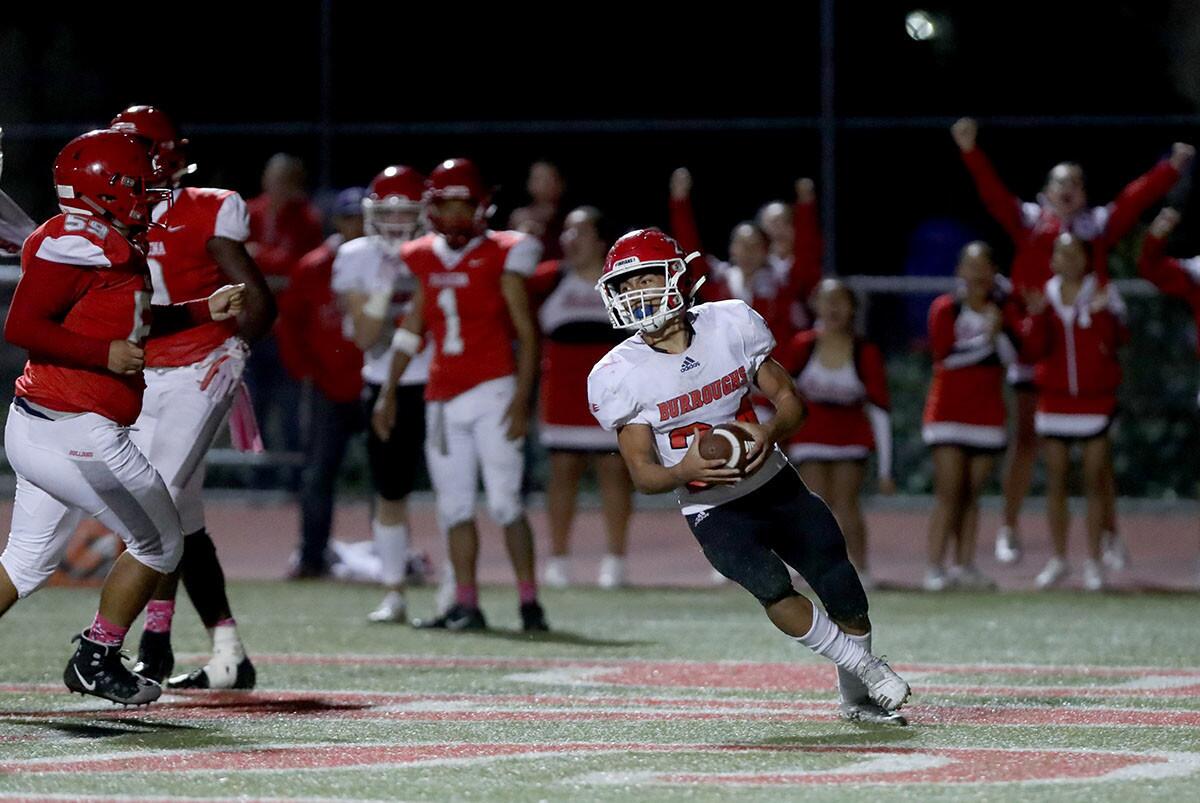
[167,656,256,690]
[413,604,487,631]
[63,632,161,706]
[519,601,549,632]
[130,630,174,683]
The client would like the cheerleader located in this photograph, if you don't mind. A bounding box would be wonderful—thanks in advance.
[780,280,894,584]
[1021,233,1128,591]
[922,242,1018,590]
[529,207,634,589]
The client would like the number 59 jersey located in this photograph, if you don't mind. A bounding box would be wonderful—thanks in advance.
[13,213,152,425]
[587,300,789,514]
[402,230,542,402]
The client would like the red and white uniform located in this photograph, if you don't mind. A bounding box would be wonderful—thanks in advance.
[129,188,251,534]
[780,331,892,480]
[529,260,625,451]
[588,300,789,516]
[922,290,1019,450]
[961,147,1176,384]
[670,194,822,348]
[331,235,431,387]
[401,230,542,529]
[1139,233,1200,407]
[2,214,185,596]
[1021,275,1128,438]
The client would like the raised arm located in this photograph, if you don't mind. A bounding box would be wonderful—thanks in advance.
[1103,143,1193,243]
[788,178,823,301]
[1138,208,1198,298]
[952,118,1027,241]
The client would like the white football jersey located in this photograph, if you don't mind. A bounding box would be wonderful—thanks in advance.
[588,300,788,515]
[331,235,431,386]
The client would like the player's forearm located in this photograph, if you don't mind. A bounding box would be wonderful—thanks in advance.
[512,334,538,412]
[4,314,110,368]
[237,283,276,343]
[628,460,683,495]
[348,309,389,352]
[764,393,805,443]
[149,299,213,337]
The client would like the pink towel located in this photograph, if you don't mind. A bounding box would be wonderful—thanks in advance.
[229,382,264,453]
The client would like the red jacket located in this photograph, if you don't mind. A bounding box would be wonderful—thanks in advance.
[1020,276,1128,415]
[279,236,364,403]
[960,147,1179,293]
[669,194,821,352]
[923,291,1019,428]
[246,195,324,278]
[1138,233,1200,357]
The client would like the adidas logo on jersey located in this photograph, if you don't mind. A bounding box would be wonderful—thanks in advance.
[680,357,701,373]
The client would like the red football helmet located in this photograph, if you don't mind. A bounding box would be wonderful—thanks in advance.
[110,106,195,187]
[425,158,493,247]
[363,165,426,255]
[53,129,172,230]
[598,228,701,332]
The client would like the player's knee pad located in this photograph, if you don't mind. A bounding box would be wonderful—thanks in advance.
[486,495,524,528]
[0,549,57,598]
[809,558,869,625]
[436,499,476,534]
[126,527,183,575]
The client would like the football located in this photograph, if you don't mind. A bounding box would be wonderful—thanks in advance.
[697,422,758,476]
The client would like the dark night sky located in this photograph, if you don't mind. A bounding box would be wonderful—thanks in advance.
[4,1,1200,288]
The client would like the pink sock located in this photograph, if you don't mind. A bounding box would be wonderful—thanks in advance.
[518,581,538,605]
[456,585,479,608]
[215,617,236,628]
[88,613,128,647]
[144,600,175,634]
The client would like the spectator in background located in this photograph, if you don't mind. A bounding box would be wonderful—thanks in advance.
[922,243,1017,591]
[529,207,634,589]
[1021,234,1128,592]
[779,280,895,588]
[280,188,367,578]
[669,169,822,350]
[950,118,1191,568]
[244,154,325,487]
[508,160,566,260]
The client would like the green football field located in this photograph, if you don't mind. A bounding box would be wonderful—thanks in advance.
[2,582,1199,801]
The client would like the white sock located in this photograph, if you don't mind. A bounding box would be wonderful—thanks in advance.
[835,631,872,704]
[379,590,405,610]
[210,623,245,664]
[373,521,409,587]
[793,606,870,673]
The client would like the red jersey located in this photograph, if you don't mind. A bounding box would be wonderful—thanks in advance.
[246,194,324,278]
[960,147,1179,294]
[1020,276,1129,416]
[1139,234,1200,357]
[144,187,248,367]
[280,236,364,403]
[402,230,542,402]
[528,260,625,429]
[923,292,1019,430]
[8,214,152,425]
[670,194,822,350]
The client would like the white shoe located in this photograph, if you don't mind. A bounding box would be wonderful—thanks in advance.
[948,564,996,591]
[994,526,1022,565]
[435,564,456,616]
[840,699,909,725]
[709,567,730,585]
[542,557,571,590]
[1035,557,1070,590]
[367,591,407,623]
[597,555,626,589]
[1101,532,1130,571]
[922,566,948,592]
[1082,559,1106,592]
[854,655,911,712]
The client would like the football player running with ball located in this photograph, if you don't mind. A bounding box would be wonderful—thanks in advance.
[587,229,910,723]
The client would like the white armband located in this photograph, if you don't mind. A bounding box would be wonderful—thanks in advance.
[362,288,393,320]
[390,328,422,357]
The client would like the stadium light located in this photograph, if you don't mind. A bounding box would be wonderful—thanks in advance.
[905,10,937,41]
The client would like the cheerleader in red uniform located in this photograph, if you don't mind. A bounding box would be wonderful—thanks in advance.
[1021,233,1129,591]
[951,117,1191,567]
[529,207,633,589]
[922,243,1019,591]
[780,280,894,585]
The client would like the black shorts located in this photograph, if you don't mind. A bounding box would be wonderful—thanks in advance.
[361,383,427,501]
[685,466,869,622]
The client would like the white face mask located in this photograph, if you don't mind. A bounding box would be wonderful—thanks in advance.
[598,259,688,332]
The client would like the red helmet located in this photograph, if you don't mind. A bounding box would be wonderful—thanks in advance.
[363,165,427,254]
[53,129,172,230]
[110,106,194,187]
[598,229,700,332]
[425,158,492,247]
